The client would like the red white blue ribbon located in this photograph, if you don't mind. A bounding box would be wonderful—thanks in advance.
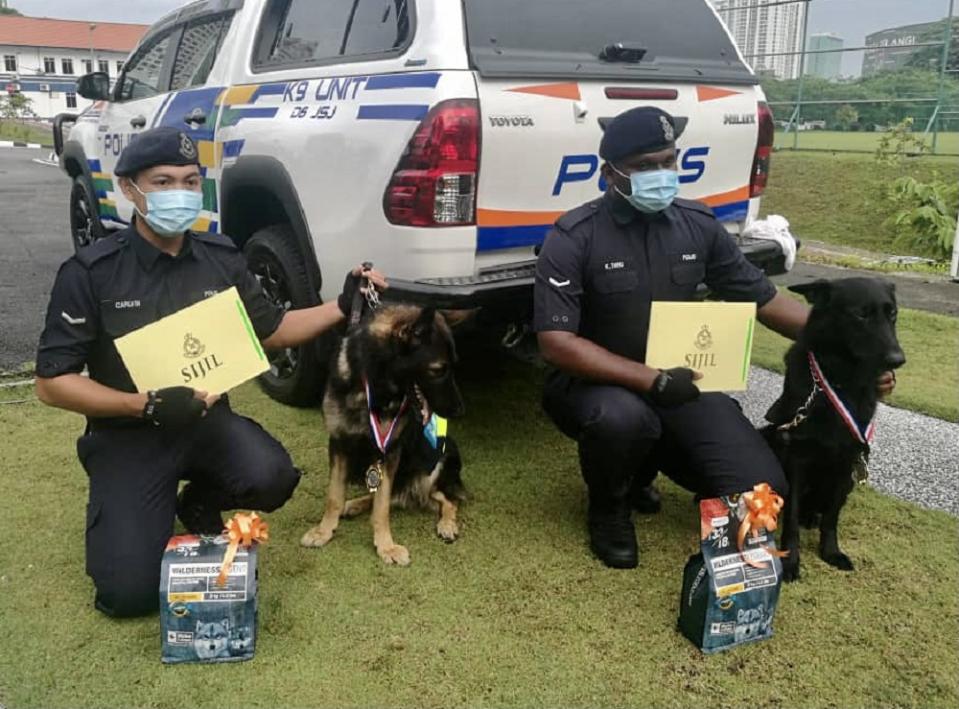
[807,352,876,445]
[363,379,409,454]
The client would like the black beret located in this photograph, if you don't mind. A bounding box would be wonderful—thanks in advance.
[599,107,688,163]
[114,126,200,177]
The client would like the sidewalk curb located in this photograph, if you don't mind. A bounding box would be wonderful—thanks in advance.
[0,140,54,150]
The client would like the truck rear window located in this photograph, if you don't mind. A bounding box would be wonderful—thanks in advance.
[462,0,757,85]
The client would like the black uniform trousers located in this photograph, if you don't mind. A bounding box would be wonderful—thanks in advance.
[542,372,787,505]
[77,402,300,618]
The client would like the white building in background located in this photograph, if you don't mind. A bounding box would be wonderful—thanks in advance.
[0,15,146,119]
[710,0,808,79]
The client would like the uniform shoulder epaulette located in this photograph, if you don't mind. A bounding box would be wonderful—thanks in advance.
[192,231,239,250]
[74,234,125,268]
[673,197,717,218]
[555,199,602,231]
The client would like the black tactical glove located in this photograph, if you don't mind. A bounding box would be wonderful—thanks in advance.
[337,263,373,317]
[648,367,700,408]
[143,387,207,428]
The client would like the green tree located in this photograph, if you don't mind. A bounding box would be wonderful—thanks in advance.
[834,103,859,131]
[0,6,22,15]
[0,92,35,125]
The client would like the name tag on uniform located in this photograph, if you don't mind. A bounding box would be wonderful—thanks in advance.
[645,301,756,392]
[114,287,269,394]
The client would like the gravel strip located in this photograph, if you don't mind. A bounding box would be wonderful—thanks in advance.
[734,367,959,517]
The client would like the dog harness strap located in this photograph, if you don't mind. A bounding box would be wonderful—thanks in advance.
[807,352,876,445]
[363,378,409,454]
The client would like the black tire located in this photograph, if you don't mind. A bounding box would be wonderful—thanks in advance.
[70,175,106,252]
[244,224,329,407]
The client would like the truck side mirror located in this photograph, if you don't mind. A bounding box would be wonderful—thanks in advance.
[77,72,111,101]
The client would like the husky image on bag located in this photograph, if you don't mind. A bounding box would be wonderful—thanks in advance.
[194,619,231,660]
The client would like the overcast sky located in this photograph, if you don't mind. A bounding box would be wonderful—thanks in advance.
[806,0,955,76]
[11,0,957,77]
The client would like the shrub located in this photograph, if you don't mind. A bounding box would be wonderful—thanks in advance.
[885,174,959,260]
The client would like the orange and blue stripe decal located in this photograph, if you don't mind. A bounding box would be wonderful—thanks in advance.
[476,187,751,251]
[366,72,441,90]
[357,104,430,121]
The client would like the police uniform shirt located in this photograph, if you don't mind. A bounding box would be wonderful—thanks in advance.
[36,226,285,393]
[533,193,777,362]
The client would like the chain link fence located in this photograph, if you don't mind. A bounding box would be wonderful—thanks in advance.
[714,0,958,155]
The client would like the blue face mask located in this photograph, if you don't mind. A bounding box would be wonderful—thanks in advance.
[611,166,680,214]
[132,183,203,237]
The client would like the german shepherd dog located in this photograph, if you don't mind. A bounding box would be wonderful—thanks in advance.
[301,306,467,566]
[762,278,905,581]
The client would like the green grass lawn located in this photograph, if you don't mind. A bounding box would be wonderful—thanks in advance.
[1,341,957,709]
[0,121,52,146]
[760,151,959,257]
[773,130,959,155]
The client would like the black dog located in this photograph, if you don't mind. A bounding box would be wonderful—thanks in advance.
[762,278,905,582]
[301,305,467,566]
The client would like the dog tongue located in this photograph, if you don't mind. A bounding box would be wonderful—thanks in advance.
[414,385,431,425]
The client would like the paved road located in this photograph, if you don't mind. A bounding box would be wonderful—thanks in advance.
[0,148,72,371]
[773,262,959,318]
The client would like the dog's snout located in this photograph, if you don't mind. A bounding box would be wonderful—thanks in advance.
[885,350,906,370]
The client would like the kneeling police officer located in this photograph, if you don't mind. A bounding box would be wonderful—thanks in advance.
[35,127,385,617]
[534,107,893,569]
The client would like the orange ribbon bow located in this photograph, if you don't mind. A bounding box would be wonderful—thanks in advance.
[737,483,789,569]
[216,512,269,587]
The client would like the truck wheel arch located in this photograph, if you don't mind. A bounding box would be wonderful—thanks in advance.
[219,156,323,298]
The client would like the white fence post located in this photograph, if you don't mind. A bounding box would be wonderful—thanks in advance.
[951,209,959,282]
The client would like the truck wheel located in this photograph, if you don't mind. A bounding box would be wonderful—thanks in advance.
[244,225,327,407]
[70,175,106,252]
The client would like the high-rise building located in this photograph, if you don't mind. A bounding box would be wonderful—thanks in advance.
[862,20,944,75]
[806,33,844,80]
[709,0,808,79]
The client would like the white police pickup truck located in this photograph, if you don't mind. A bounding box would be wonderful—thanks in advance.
[54,0,782,405]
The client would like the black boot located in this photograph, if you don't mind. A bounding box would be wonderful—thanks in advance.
[630,483,662,515]
[177,485,225,535]
[587,499,638,569]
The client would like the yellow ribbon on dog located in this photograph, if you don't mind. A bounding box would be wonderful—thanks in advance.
[737,483,789,569]
[216,512,269,587]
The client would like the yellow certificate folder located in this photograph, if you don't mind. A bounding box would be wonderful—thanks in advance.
[114,287,269,394]
[645,301,757,392]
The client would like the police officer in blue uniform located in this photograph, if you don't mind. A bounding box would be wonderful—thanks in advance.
[534,107,819,569]
[35,127,386,617]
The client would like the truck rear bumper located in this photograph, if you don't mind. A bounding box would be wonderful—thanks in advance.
[384,261,536,310]
[384,236,791,311]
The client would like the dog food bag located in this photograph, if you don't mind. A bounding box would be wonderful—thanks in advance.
[678,494,784,653]
[160,534,258,664]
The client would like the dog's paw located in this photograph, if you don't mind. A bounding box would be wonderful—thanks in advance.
[377,544,411,566]
[436,518,459,543]
[300,525,334,548]
[822,551,854,571]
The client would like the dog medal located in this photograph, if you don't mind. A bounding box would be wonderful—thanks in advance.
[853,451,869,485]
[366,462,383,493]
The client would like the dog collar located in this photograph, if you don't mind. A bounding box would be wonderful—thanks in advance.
[363,378,409,454]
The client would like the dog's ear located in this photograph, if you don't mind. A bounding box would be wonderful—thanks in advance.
[397,307,435,344]
[788,279,833,307]
[440,309,478,329]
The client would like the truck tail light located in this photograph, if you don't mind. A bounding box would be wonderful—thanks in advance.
[750,101,774,198]
[385,99,480,227]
